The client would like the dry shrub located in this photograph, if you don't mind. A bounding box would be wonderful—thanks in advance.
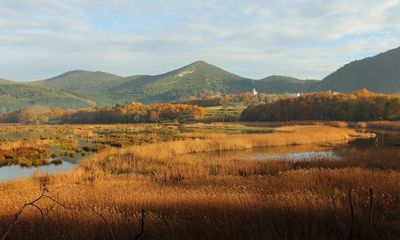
[355,121,368,128]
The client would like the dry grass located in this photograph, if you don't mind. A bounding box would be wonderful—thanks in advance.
[1,167,399,239]
[79,126,361,182]
[0,124,398,240]
[238,120,400,131]
[127,125,357,157]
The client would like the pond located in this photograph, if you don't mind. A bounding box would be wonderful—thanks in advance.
[0,162,75,182]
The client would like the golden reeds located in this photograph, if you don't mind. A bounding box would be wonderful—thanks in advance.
[0,124,397,240]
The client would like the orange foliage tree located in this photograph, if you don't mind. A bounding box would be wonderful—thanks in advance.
[61,103,205,124]
[241,90,400,121]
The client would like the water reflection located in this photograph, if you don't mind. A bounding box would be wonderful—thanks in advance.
[0,161,75,182]
[190,144,344,162]
[248,150,341,161]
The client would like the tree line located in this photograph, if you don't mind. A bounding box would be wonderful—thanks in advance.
[179,92,285,107]
[241,89,400,121]
[0,103,205,124]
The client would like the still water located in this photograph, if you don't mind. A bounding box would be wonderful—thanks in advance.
[0,162,75,182]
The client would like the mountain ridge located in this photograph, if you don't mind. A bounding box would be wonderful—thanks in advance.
[2,45,400,113]
[316,47,400,93]
[108,61,256,103]
[33,70,127,105]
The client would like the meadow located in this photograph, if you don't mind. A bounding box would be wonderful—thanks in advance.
[0,123,399,239]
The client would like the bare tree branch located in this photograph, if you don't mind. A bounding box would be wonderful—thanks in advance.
[1,184,68,240]
[1,183,146,240]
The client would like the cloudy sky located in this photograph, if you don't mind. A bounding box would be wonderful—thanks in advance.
[1,0,400,81]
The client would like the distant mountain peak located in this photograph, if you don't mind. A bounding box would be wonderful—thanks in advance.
[190,60,209,66]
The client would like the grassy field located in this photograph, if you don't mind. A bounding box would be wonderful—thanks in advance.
[0,124,398,240]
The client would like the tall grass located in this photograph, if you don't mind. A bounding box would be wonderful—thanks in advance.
[1,124,398,240]
[80,125,360,179]
[125,125,357,158]
[1,167,400,239]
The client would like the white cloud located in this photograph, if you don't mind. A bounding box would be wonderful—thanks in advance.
[0,0,399,81]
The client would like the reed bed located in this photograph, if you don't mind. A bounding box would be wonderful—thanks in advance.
[123,125,357,159]
[1,167,400,239]
[237,120,400,131]
[0,124,398,240]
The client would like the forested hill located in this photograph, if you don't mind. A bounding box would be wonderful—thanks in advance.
[0,83,95,114]
[255,76,318,93]
[34,70,128,105]
[107,61,255,103]
[0,62,317,113]
[26,61,318,105]
[108,62,320,103]
[316,47,400,93]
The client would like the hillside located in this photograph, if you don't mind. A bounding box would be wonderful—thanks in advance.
[0,84,95,114]
[0,78,16,85]
[2,45,400,111]
[109,61,255,103]
[0,61,319,111]
[109,61,316,103]
[317,47,400,93]
[255,75,319,93]
[36,70,127,105]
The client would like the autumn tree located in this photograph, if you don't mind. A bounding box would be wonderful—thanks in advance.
[241,90,400,122]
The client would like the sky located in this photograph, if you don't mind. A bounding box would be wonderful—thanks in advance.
[1,0,400,81]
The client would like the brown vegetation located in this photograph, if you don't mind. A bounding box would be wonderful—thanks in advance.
[0,147,50,167]
[0,125,398,239]
[0,103,205,124]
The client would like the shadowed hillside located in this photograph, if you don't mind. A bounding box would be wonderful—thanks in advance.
[255,75,318,93]
[317,47,400,93]
[0,84,95,114]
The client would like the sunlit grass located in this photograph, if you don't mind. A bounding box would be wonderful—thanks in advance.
[0,123,397,239]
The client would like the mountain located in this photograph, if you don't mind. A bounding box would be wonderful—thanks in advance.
[0,61,319,112]
[255,75,319,93]
[317,47,400,93]
[3,44,400,112]
[109,61,256,103]
[36,70,128,105]
[0,84,95,114]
